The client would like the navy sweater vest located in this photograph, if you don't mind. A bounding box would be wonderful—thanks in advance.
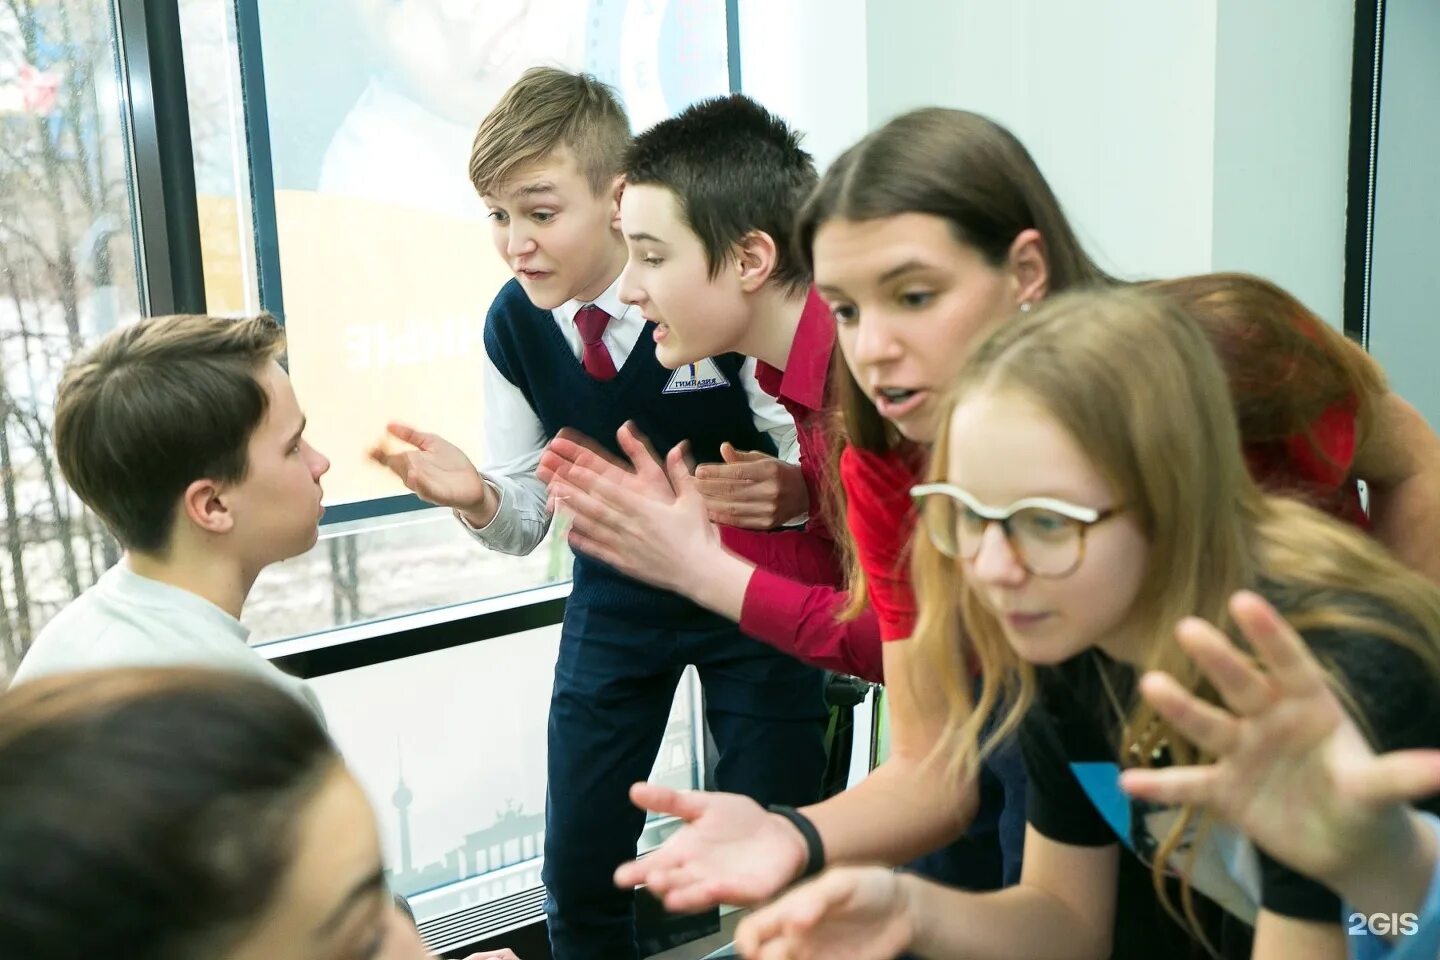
[485,279,775,621]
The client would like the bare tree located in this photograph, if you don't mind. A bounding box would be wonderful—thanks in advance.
[327,535,362,625]
[0,387,32,660]
[0,0,134,671]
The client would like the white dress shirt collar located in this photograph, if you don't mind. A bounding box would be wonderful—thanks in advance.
[552,273,636,330]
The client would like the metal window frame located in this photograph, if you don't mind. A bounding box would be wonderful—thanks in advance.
[1343,0,1386,347]
[113,0,207,316]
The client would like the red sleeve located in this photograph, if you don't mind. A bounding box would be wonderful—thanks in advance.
[739,567,885,683]
[1283,397,1357,489]
[840,445,922,643]
[719,524,843,588]
[1247,396,1367,527]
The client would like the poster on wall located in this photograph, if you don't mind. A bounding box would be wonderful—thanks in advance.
[246,0,731,507]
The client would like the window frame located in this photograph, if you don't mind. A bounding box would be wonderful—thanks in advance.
[114,0,207,316]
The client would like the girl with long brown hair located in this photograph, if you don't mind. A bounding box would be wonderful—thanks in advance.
[0,667,520,960]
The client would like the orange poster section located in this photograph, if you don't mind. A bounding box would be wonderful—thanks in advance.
[274,189,509,506]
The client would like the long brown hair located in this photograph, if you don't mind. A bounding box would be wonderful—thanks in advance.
[911,287,1440,946]
[794,108,1116,621]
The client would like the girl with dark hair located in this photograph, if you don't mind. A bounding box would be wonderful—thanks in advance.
[0,667,518,960]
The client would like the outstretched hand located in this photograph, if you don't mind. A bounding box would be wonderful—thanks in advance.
[368,422,489,514]
[612,782,809,913]
[1120,590,1440,886]
[733,866,917,960]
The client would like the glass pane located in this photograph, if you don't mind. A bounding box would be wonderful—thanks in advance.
[170,0,738,643]
[310,629,702,924]
[0,0,142,678]
[242,506,571,644]
[246,0,733,512]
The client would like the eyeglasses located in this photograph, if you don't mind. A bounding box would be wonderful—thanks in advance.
[910,482,1125,579]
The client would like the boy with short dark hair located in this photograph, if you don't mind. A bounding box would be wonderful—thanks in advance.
[543,93,883,682]
[370,69,828,960]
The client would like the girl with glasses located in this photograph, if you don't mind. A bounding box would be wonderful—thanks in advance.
[733,288,1440,960]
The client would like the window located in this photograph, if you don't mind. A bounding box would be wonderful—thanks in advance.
[169,0,736,644]
[170,0,566,643]
[310,627,702,924]
[204,0,732,931]
[0,0,142,679]
[5,0,733,939]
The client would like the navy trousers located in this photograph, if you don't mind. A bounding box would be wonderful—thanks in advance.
[541,604,829,960]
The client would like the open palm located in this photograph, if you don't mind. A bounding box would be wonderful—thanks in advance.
[1121,590,1440,883]
[541,424,720,593]
[613,783,807,913]
[369,422,486,510]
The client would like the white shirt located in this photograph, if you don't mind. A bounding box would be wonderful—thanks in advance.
[468,274,799,555]
[11,563,325,725]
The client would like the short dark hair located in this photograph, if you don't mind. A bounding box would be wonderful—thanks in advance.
[0,667,336,960]
[54,314,287,554]
[625,94,817,293]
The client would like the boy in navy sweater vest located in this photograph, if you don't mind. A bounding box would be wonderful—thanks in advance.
[369,69,827,960]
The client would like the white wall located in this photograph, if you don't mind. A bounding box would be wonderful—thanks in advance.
[1210,0,1354,324]
[736,0,870,172]
[737,0,1355,317]
[865,0,1218,282]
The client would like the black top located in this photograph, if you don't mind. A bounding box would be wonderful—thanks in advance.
[1017,584,1440,959]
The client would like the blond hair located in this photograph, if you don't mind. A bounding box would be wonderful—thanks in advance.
[910,287,1440,947]
[468,67,630,198]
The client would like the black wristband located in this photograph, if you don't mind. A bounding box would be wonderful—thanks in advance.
[767,804,825,881]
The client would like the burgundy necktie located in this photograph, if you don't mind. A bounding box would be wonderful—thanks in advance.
[574,304,618,381]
